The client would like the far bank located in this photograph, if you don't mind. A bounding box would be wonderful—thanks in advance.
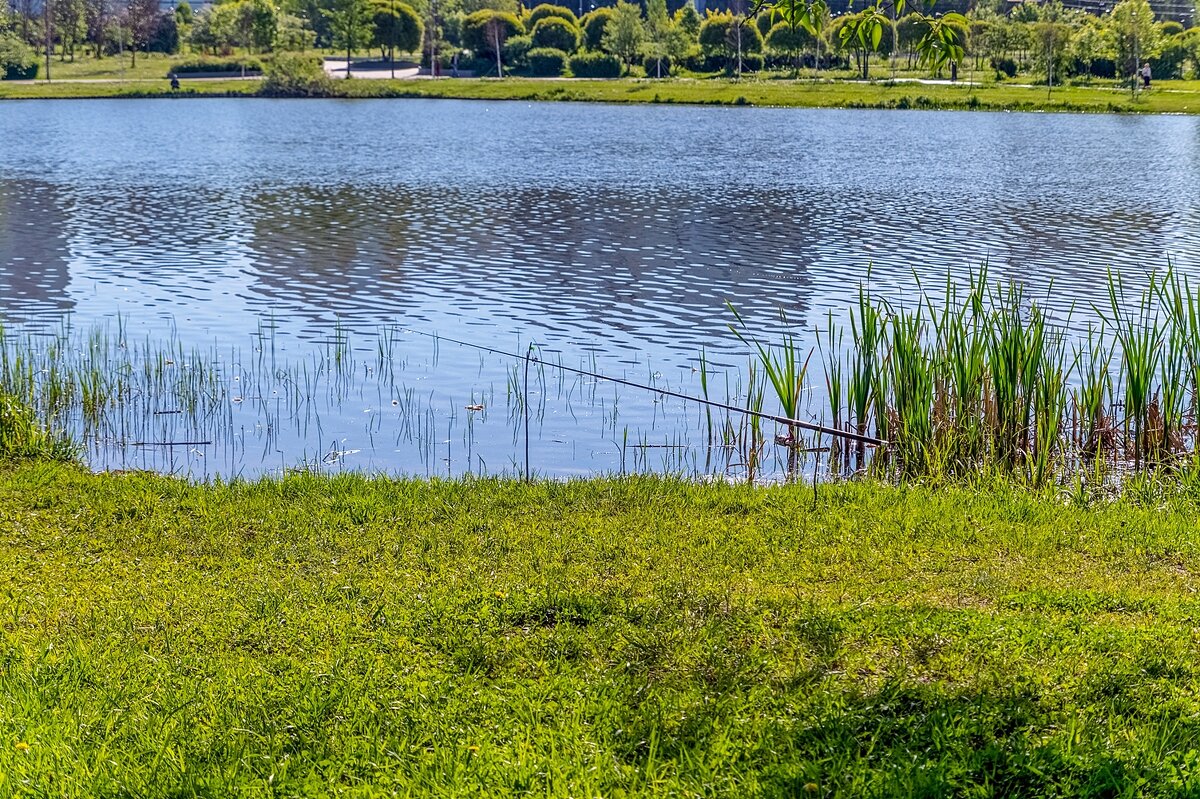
[3,76,1200,115]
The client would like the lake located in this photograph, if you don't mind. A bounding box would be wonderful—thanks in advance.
[2,98,1198,478]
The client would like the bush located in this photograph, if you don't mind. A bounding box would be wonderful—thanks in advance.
[171,57,264,75]
[990,56,1017,78]
[641,53,671,77]
[528,46,568,76]
[581,7,614,51]
[530,16,580,52]
[734,53,763,73]
[260,52,331,96]
[462,10,525,58]
[0,34,38,81]
[568,50,621,77]
[527,3,577,28]
[765,21,813,57]
[698,14,763,58]
[756,7,784,37]
[504,34,533,69]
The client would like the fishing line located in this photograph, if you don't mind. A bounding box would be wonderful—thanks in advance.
[398,327,887,447]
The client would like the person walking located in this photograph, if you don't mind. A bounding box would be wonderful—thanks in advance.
[1141,62,1151,89]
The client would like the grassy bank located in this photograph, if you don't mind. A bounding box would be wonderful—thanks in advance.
[0,79,257,99]
[5,462,1200,795]
[4,75,1200,114]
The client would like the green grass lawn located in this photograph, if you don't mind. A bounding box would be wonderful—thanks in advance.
[0,79,257,99]
[37,52,193,81]
[5,70,1200,114]
[351,76,1200,114]
[5,462,1200,795]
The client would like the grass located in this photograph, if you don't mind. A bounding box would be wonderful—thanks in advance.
[0,79,257,99]
[5,72,1200,114]
[34,52,203,81]
[7,462,1200,795]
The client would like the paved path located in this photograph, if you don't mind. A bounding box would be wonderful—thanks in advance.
[322,60,422,80]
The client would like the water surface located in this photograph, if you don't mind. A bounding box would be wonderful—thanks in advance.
[2,98,1198,477]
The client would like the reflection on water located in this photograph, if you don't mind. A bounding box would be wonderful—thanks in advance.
[0,180,72,316]
[1,99,1199,476]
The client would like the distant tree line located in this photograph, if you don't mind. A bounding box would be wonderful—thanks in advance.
[2,0,1198,81]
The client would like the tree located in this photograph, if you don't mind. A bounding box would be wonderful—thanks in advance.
[765,19,811,72]
[1033,19,1072,88]
[1069,17,1110,77]
[0,32,38,79]
[53,0,87,61]
[756,0,827,74]
[1180,27,1200,79]
[123,0,159,66]
[323,0,373,76]
[234,0,279,54]
[463,9,523,76]
[530,15,578,51]
[673,1,700,43]
[1108,0,1160,95]
[837,3,889,79]
[581,7,613,50]
[276,12,317,50]
[913,11,965,76]
[601,0,642,74]
[85,0,112,58]
[643,0,668,77]
[371,0,422,61]
[527,3,574,28]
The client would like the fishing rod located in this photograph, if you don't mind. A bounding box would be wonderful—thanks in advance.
[400,328,888,448]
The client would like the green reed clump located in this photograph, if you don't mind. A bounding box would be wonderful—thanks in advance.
[888,306,936,477]
[736,265,1200,486]
[729,304,809,479]
[0,393,75,461]
[848,283,884,470]
[1105,270,1162,470]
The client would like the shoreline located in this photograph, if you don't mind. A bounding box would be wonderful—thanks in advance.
[2,76,1198,115]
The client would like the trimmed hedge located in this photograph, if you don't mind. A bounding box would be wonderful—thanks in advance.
[530,16,580,53]
[2,62,37,80]
[170,57,264,75]
[581,8,614,51]
[527,3,577,28]
[568,50,621,78]
[528,47,568,76]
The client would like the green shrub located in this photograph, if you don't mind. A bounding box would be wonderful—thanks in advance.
[503,34,533,69]
[755,7,784,37]
[641,53,671,77]
[0,34,38,81]
[581,7,614,51]
[260,52,331,97]
[991,56,1017,78]
[736,53,764,73]
[462,10,525,59]
[171,57,264,75]
[528,46,568,76]
[568,50,621,77]
[765,21,813,57]
[527,3,577,28]
[698,14,763,58]
[530,16,580,52]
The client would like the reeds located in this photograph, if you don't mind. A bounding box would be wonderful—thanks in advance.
[736,266,1200,486]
